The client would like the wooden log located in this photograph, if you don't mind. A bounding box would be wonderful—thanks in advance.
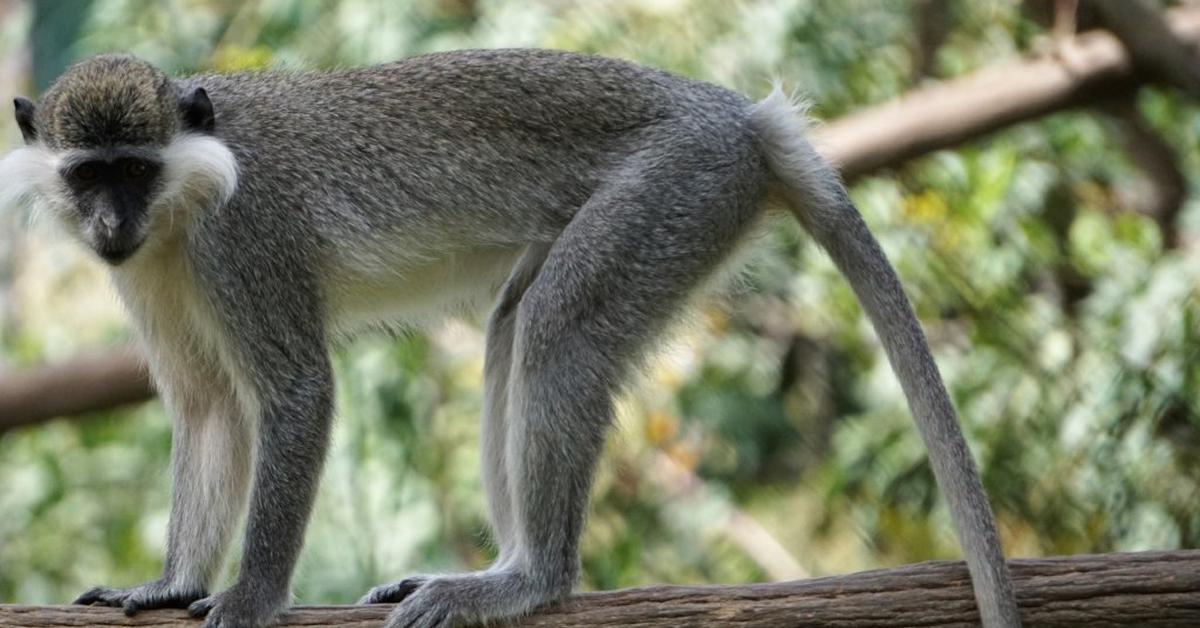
[3,550,1198,627]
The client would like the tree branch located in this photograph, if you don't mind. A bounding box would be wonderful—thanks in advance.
[814,5,1200,181]
[2,551,1197,627]
[1089,0,1200,98]
[0,348,151,431]
[3,6,1200,427]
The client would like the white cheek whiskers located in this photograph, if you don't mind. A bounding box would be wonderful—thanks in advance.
[0,145,69,227]
[158,133,240,219]
[138,133,241,252]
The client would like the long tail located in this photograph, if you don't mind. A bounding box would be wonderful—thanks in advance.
[748,88,1021,628]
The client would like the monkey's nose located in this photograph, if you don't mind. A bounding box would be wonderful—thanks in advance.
[92,212,143,264]
[99,212,120,233]
[96,212,126,243]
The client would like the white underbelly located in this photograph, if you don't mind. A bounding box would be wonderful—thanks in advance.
[323,244,524,336]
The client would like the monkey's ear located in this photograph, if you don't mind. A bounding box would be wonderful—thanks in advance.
[13,97,37,144]
[180,87,215,133]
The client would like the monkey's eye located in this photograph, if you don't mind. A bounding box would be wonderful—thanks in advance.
[72,163,100,182]
[123,161,149,179]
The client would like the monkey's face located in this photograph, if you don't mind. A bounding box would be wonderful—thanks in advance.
[1,54,236,267]
[58,147,164,265]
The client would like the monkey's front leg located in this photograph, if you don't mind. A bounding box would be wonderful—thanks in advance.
[75,392,252,615]
[185,361,334,628]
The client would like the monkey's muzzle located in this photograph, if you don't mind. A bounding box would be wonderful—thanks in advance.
[97,241,140,265]
[92,216,146,265]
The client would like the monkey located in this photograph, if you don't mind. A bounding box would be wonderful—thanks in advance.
[0,51,1021,628]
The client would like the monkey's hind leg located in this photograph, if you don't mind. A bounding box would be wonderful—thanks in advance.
[75,388,253,615]
[359,245,552,610]
[360,245,551,610]
[367,129,767,628]
[478,245,551,564]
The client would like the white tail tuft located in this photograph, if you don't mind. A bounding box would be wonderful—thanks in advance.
[747,85,844,230]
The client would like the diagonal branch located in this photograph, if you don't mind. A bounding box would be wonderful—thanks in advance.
[815,6,1200,181]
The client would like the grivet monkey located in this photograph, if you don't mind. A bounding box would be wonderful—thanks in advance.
[0,51,1021,628]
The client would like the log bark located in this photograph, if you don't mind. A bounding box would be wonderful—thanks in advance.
[2,550,1198,627]
[3,6,1200,427]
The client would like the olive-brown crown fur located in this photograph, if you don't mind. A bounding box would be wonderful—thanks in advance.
[36,54,180,150]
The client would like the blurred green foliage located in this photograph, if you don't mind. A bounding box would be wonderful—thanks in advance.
[1,0,1199,607]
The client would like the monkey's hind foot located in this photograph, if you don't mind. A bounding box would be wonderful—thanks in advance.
[360,575,431,605]
[187,582,286,628]
[364,569,568,628]
[74,579,206,616]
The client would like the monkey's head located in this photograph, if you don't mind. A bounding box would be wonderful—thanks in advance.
[4,54,235,266]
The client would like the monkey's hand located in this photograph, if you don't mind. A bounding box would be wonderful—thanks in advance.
[74,578,206,616]
[186,580,287,628]
[362,569,568,628]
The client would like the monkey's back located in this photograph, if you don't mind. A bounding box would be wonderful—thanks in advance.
[185,49,755,242]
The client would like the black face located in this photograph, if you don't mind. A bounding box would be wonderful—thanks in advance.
[59,148,163,265]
